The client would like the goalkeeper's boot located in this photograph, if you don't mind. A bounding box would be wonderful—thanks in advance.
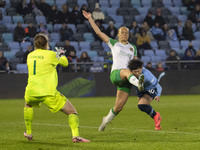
[98,116,107,131]
[154,112,161,130]
[72,137,90,143]
[24,131,33,141]
[138,74,144,91]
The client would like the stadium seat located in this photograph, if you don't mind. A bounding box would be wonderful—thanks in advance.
[46,24,54,33]
[194,31,200,40]
[3,51,17,61]
[169,41,180,49]
[191,40,200,48]
[77,0,87,7]
[67,0,77,8]
[180,40,190,49]
[117,8,129,16]
[35,16,47,24]
[180,6,190,15]
[168,7,180,15]
[49,41,56,50]
[8,42,21,51]
[110,0,120,7]
[87,50,98,58]
[141,56,151,62]
[16,64,28,74]
[79,41,91,51]
[73,33,84,42]
[155,49,167,59]
[158,41,170,50]
[142,0,152,7]
[110,15,124,24]
[83,33,94,42]
[68,24,76,33]
[53,24,62,33]
[173,0,183,7]
[45,0,55,5]
[128,7,140,16]
[150,41,158,49]
[2,16,12,24]
[50,33,60,43]
[5,23,15,32]
[21,41,32,52]
[0,42,9,51]
[131,0,141,8]
[23,15,35,24]
[134,15,145,24]
[137,7,149,15]
[144,49,155,57]
[12,15,24,24]
[77,24,88,33]
[2,33,13,43]
[162,0,173,7]
[6,7,17,16]
[177,15,187,22]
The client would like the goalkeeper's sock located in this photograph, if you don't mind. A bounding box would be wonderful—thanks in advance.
[138,104,156,118]
[24,107,33,135]
[69,114,79,137]
[128,75,139,87]
[104,108,117,124]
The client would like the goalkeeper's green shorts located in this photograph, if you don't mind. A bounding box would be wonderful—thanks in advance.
[25,91,67,113]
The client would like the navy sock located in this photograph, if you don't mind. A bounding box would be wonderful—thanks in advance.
[138,104,156,118]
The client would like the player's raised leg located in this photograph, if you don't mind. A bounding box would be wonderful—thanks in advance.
[138,94,161,130]
[24,102,33,141]
[61,100,90,142]
[120,69,144,91]
[99,90,129,131]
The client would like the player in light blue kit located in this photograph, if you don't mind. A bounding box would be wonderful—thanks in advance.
[128,59,162,130]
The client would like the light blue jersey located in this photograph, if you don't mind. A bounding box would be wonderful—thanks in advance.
[137,67,162,98]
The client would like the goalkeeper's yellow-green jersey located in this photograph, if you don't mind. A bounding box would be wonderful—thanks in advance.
[25,49,68,96]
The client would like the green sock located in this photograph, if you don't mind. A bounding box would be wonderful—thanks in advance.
[24,107,33,135]
[68,114,79,137]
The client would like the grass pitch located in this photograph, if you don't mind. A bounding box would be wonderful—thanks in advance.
[1,95,200,150]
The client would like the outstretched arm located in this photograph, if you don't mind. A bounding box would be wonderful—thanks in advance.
[82,10,109,43]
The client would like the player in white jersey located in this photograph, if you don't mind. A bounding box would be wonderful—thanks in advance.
[82,10,144,131]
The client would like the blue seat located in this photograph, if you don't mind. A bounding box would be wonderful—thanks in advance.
[180,40,190,49]
[68,24,76,33]
[6,23,16,32]
[12,15,24,24]
[155,49,167,57]
[21,41,32,52]
[49,41,56,50]
[46,24,54,33]
[2,16,12,24]
[50,33,60,42]
[53,24,62,33]
[77,0,87,7]
[87,51,98,58]
[169,41,180,49]
[35,16,47,24]
[110,0,120,7]
[144,49,155,57]
[16,64,28,74]
[151,55,164,62]
[141,0,152,7]
[2,33,13,43]
[9,42,21,51]
[134,15,145,24]
[83,33,94,42]
[162,0,173,7]
[131,0,141,7]
[177,15,187,22]
[192,40,200,48]
[110,15,124,23]
[168,7,180,15]
[173,0,183,7]
[45,0,55,5]
[150,41,158,49]
[3,51,17,61]
[79,41,91,51]
[180,6,190,15]
[194,31,200,39]
[141,56,151,62]
[137,7,149,15]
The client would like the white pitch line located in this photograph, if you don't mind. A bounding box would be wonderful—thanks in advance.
[1,122,200,136]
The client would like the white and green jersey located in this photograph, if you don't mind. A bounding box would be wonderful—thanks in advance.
[107,38,137,72]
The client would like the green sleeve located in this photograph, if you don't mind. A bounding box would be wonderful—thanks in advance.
[109,38,118,46]
[131,44,138,57]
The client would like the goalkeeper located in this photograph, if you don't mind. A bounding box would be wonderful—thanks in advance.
[23,33,90,143]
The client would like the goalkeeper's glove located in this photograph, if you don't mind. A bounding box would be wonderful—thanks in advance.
[55,47,66,59]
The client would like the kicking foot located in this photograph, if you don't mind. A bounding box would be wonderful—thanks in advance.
[24,131,33,141]
[154,112,161,130]
[138,74,144,91]
[98,116,107,132]
[72,137,90,143]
